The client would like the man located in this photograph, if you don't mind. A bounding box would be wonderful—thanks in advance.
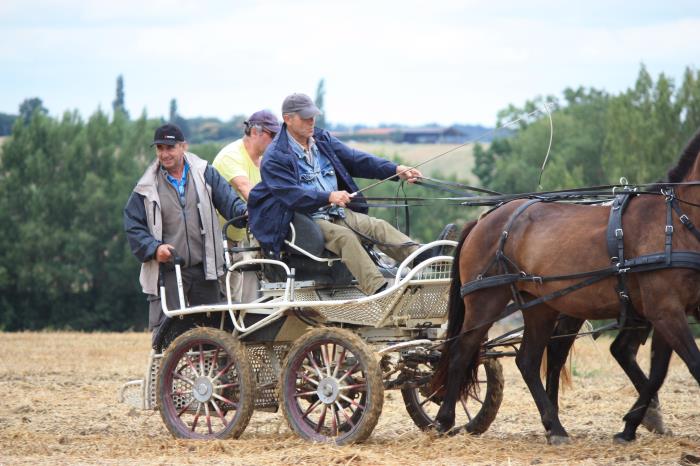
[124,123,247,344]
[212,110,280,302]
[248,93,424,295]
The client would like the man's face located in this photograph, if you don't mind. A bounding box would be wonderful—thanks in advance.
[284,113,315,143]
[252,126,276,154]
[156,142,186,173]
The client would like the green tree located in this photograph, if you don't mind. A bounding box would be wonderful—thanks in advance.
[677,67,700,145]
[603,66,680,183]
[169,98,178,123]
[0,113,16,136]
[0,108,156,330]
[315,78,327,129]
[19,97,48,123]
[112,74,129,119]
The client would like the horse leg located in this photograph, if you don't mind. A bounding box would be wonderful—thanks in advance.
[545,316,583,411]
[609,324,669,434]
[434,291,510,434]
[650,309,700,384]
[614,330,672,443]
[517,304,570,444]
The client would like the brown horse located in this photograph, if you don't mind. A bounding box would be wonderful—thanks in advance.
[433,128,700,443]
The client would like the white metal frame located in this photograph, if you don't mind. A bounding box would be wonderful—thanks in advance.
[160,239,457,339]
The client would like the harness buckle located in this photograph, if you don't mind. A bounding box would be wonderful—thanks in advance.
[502,230,508,239]
[533,276,543,285]
[618,291,629,301]
[615,228,624,239]
[665,225,674,234]
[680,214,690,225]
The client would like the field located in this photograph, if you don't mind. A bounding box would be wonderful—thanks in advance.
[0,331,698,465]
[349,142,479,183]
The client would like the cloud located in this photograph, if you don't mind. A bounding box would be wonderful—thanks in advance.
[1,1,699,125]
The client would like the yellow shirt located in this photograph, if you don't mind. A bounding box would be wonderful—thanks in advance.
[212,139,262,241]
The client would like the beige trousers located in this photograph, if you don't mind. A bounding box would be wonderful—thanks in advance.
[315,210,418,294]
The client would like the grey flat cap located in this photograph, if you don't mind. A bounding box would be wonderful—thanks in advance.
[282,93,322,119]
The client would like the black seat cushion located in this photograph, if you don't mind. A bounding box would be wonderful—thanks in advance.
[262,212,354,285]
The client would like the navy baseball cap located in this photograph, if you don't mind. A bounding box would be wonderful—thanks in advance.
[151,123,185,146]
[247,110,281,134]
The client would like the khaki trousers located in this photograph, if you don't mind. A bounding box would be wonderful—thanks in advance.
[315,210,418,294]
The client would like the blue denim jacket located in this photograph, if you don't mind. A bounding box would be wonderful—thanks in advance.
[248,124,398,256]
[287,131,344,220]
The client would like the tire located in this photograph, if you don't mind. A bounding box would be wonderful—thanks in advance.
[157,327,254,439]
[401,357,504,434]
[279,328,384,445]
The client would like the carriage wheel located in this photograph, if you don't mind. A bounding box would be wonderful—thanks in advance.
[401,357,504,434]
[280,328,384,445]
[157,327,254,439]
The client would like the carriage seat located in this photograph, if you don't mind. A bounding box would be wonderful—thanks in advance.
[261,212,399,285]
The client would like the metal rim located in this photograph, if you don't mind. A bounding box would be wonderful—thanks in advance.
[401,358,503,434]
[158,329,252,439]
[281,329,383,443]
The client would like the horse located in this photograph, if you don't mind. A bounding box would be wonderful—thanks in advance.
[432,127,700,444]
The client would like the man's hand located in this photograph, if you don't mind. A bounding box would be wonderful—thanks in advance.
[396,165,423,183]
[329,190,353,207]
[155,244,174,263]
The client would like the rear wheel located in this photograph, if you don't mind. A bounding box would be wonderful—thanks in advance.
[157,327,254,439]
[401,357,504,434]
[280,328,384,445]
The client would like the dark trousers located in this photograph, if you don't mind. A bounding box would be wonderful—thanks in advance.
[147,265,220,342]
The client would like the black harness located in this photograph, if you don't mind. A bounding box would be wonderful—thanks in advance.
[459,189,700,325]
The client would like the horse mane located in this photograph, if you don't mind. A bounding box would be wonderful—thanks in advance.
[667,126,700,182]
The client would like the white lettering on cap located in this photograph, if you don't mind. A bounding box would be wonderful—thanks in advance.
[165,135,175,139]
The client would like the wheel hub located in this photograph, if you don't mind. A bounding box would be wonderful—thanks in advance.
[317,377,340,404]
[192,376,213,402]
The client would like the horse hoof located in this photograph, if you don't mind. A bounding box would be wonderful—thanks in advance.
[642,406,669,435]
[613,433,636,444]
[547,435,571,446]
[432,421,454,436]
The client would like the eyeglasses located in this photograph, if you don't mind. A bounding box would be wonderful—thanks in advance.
[263,129,277,138]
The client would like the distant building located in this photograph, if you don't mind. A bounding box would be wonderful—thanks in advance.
[332,126,467,144]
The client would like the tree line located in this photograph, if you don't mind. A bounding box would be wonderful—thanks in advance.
[1,65,699,331]
[472,65,700,193]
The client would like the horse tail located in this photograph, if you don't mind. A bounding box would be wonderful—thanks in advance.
[431,219,478,394]
[540,347,574,390]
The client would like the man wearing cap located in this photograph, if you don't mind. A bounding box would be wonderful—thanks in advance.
[212,110,280,302]
[124,123,248,345]
[248,93,424,296]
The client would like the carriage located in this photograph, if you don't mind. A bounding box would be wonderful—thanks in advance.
[120,214,513,444]
[121,124,700,444]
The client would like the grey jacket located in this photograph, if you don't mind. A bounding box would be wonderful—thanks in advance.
[124,152,247,295]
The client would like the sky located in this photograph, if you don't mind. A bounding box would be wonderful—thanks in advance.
[1,0,699,127]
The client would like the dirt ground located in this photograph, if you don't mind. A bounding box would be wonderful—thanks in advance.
[0,331,698,465]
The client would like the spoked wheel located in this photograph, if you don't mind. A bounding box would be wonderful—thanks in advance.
[401,357,504,434]
[157,327,254,439]
[280,328,384,445]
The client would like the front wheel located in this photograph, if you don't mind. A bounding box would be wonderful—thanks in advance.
[401,357,504,434]
[157,327,255,439]
[280,328,384,445]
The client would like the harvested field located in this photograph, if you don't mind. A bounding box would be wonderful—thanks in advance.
[0,331,698,465]
[348,142,479,182]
